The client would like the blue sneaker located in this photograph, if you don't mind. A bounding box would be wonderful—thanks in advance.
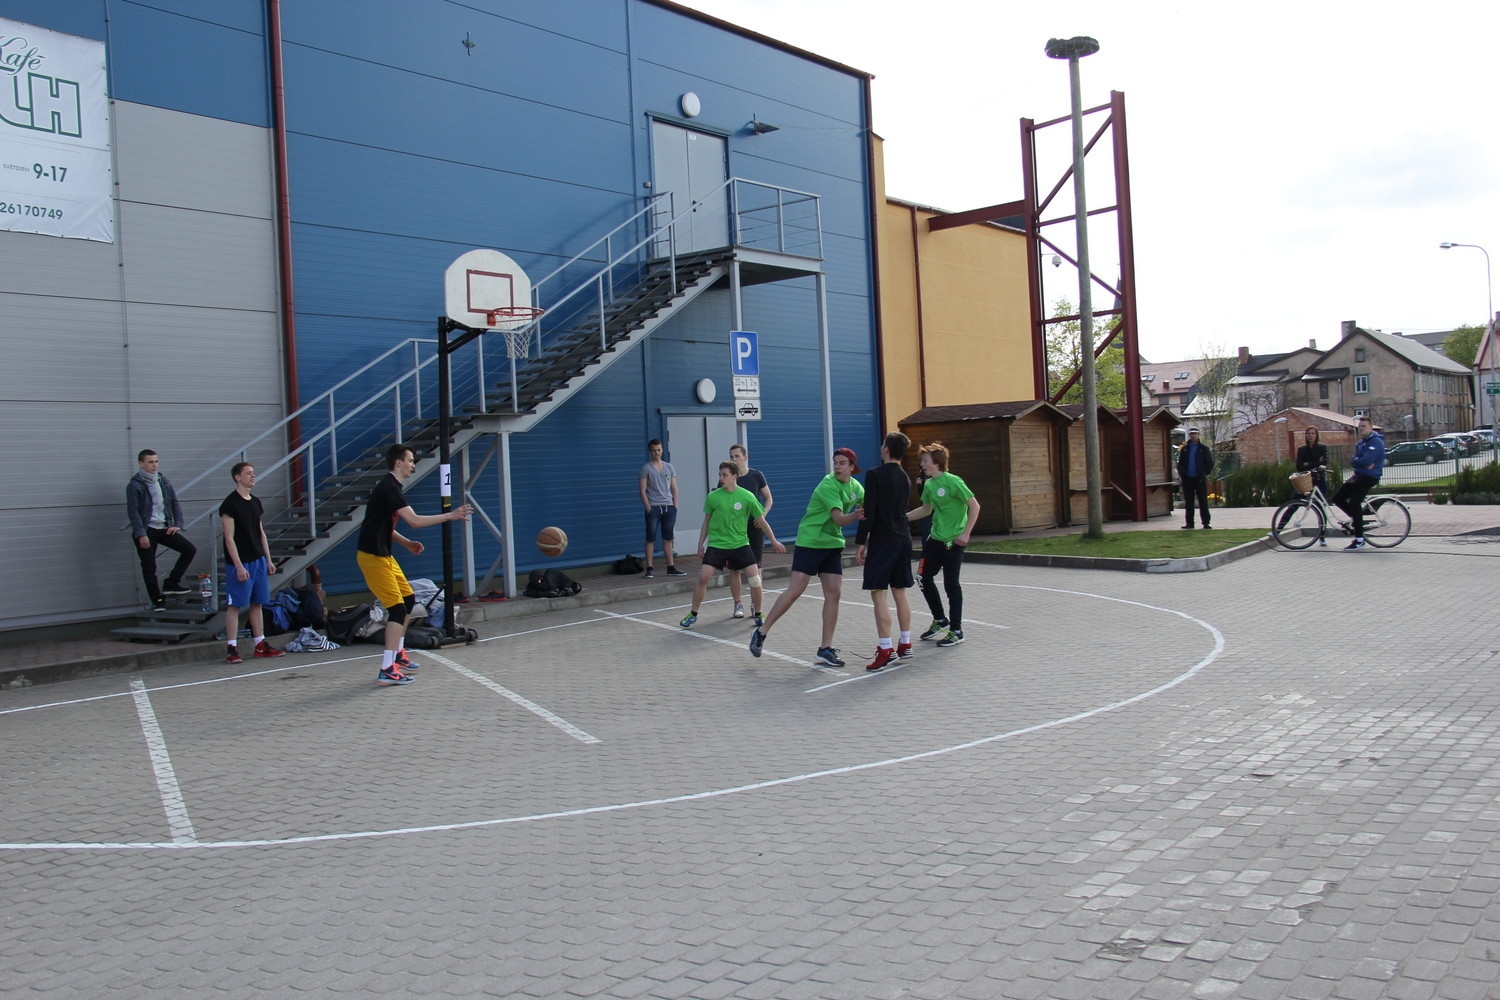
[378,668,414,686]
[680,611,698,628]
[752,611,765,628]
[749,629,765,657]
[815,647,845,668]
[395,651,421,672]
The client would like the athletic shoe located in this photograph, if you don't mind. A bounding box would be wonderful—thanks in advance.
[1180,524,1194,529]
[815,647,846,668]
[1345,538,1367,550]
[150,600,167,613]
[680,611,697,628]
[895,642,914,659]
[1317,538,1327,547]
[1202,524,1212,529]
[733,602,745,619]
[394,651,421,672]
[643,568,654,579]
[866,647,896,671]
[666,566,687,577]
[753,611,765,628]
[377,668,414,686]
[161,582,191,596]
[920,620,948,641]
[749,629,765,657]
[225,644,242,664]
[253,640,285,658]
[937,628,966,647]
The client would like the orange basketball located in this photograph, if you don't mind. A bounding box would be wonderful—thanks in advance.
[536,526,568,557]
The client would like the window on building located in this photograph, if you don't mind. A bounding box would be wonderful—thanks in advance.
[1141,374,1155,382]
[1354,348,1365,362]
[1354,408,1368,418]
[1318,381,1329,400]
[1353,374,1369,394]
[1175,371,1190,380]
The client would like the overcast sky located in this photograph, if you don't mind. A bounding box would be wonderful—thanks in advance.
[681,0,1500,364]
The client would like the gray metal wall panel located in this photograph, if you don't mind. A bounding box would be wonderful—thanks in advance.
[114,101,275,217]
[0,100,282,631]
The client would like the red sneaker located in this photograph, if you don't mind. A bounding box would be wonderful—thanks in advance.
[895,642,914,659]
[226,644,242,664]
[253,640,285,658]
[866,647,896,672]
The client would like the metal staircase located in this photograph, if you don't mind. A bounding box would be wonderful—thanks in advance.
[111,179,823,641]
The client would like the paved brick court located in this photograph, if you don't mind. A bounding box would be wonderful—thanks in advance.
[4,531,1500,998]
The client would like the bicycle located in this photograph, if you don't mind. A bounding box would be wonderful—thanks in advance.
[1270,467,1411,550]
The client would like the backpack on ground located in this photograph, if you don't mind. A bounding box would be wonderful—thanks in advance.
[612,554,645,575]
[524,568,582,599]
[327,603,380,644]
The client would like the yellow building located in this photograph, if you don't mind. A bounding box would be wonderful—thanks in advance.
[872,139,1037,426]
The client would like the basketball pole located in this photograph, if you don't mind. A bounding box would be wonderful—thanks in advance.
[437,315,485,642]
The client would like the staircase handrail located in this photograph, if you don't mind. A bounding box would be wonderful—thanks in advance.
[122,338,438,535]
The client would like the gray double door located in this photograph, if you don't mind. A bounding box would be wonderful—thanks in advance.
[651,121,729,255]
[667,414,738,542]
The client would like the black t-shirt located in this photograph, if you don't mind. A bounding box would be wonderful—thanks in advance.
[856,462,913,546]
[218,491,265,563]
[357,474,408,557]
[738,468,768,527]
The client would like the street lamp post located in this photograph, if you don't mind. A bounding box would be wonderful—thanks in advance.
[1274,416,1288,464]
[1439,242,1495,435]
[1046,35,1103,538]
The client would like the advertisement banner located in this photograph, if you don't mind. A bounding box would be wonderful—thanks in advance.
[0,17,114,242]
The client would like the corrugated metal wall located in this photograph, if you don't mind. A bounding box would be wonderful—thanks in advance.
[0,0,880,619]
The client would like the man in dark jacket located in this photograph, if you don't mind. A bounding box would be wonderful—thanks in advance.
[1176,427,1216,529]
[126,449,197,609]
[1332,416,1385,550]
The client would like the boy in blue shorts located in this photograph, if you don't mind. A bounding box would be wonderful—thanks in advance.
[680,462,785,629]
[749,448,864,667]
[218,462,283,664]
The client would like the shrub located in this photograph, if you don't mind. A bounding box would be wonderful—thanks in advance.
[1454,491,1500,505]
[1454,463,1500,496]
[1430,490,1450,505]
[1222,460,1298,508]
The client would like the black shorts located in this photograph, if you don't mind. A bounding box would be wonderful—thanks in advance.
[746,523,765,565]
[791,546,843,577]
[862,540,914,591]
[702,545,758,572]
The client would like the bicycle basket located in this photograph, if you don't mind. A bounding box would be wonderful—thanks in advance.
[1288,471,1313,493]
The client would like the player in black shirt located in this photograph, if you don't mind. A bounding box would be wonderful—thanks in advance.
[854,432,915,671]
[357,443,472,686]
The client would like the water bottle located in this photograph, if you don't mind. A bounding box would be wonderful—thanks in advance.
[199,574,214,613]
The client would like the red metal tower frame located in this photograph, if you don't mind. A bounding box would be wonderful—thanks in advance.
[930,90,1145,520]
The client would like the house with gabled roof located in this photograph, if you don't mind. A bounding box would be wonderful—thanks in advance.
[1297,322,1472,438]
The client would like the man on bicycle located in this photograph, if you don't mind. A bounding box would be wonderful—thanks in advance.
[1332,417,1384,550]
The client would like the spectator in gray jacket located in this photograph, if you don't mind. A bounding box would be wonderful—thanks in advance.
[126,449,197,609]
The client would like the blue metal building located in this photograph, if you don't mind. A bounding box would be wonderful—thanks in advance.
[0,0,880,627]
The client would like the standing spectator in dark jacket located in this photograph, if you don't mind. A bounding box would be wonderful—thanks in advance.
[126,449,197,610]
[1294,426,1331,547]
[1177,427,1216,529]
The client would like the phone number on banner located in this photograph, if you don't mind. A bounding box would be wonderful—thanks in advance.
[0,202,64,219]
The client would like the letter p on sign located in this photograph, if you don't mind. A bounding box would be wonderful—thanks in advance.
[730,331,759,377]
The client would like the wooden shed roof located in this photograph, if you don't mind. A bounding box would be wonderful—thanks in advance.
[899,399,1071,425]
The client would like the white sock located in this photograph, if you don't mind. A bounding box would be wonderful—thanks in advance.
[878,638,893,649]
[899,631,911,644]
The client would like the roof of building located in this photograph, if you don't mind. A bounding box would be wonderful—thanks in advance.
[1359,328,1470,373]
[898,400,1068,425]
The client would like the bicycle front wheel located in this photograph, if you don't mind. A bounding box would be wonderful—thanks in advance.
[1271,498,1324,549]
[1362,496,1411,547]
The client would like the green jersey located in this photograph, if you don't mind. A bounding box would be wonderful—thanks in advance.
[703,486,765,550]
[795,474,864,549]
[921,471,975,542]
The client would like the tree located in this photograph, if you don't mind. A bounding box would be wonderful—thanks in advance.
[1442,324,1484,369]
[1190,350,1238,445]
[1045,296,1128,408]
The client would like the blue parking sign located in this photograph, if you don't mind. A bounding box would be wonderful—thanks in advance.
[730,331,759,377]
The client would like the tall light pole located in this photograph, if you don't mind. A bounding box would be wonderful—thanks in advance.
[1046,35,1104,538]
[1439,242,1495,435]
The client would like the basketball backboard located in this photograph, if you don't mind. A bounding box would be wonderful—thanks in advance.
[444,249,534,330]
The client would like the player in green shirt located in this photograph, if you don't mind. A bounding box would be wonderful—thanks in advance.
[905,442,980,647]
[749,447,865,667]
[680,462,785,629]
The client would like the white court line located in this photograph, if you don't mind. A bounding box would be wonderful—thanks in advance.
[0,585,1226,851]
[425,650,600,744]
[593,608,840,673]
[128,676,197,845]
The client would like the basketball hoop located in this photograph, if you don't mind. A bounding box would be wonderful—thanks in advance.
[485,306,544,359]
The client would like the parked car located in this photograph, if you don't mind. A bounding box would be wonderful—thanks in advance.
[1430,433,1478,456]
[1386,440,1449,465]
[1466,429,1497,448]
